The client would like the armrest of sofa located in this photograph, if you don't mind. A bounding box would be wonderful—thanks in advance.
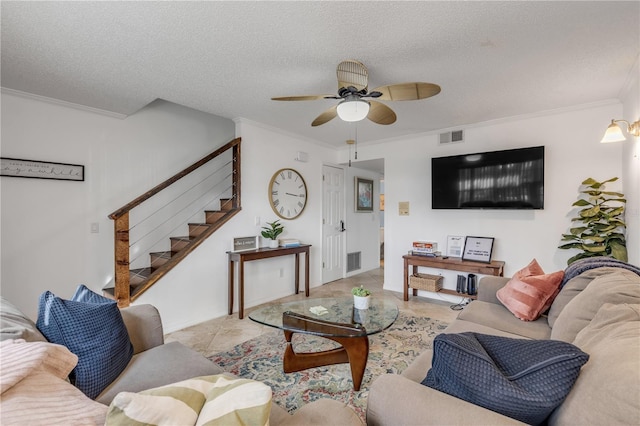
[120,304,164,354]
[477,276,510,305]
[366,374,525,426]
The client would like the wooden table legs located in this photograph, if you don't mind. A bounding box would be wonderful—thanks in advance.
[282,311,369,391]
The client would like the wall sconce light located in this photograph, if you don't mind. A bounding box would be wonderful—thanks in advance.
[336,98,370,122]
[600,118,640,143]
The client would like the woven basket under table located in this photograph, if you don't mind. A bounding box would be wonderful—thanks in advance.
[409,273,443,292]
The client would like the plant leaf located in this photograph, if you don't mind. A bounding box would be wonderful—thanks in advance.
[582,243,606,253]
[609,240,628,262]
[580,206,600,217]
[569,227,587,235]
[572,199,592,207]
[558,242,583,250]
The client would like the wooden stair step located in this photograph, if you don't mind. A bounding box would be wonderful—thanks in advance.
[170,236,193,253]
[205,210,228,224]
[150,251,172,271]
[103,268,146,299]
[188,223,212,238]
[220,198,234,211]
[130,267,152,285]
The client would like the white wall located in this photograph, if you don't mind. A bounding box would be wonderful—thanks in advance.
[342,103,626,298]
[0,93,339,331]
[2,88,636,331]
[0,93,234,325]
[135,120,338,331]
[344,166,382,275]
[621,57,640,266]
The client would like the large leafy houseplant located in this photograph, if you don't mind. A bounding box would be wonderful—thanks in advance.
[558,177,627,265]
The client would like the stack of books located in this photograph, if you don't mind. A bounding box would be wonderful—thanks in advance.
[410,241,440,257]
[279,238,301,248]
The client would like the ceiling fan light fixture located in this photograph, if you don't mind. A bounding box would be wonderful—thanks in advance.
[337,99,370,122]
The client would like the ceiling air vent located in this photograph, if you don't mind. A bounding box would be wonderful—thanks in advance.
[439,130,464,145]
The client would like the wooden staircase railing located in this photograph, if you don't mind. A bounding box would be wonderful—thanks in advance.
[107,137,241,307]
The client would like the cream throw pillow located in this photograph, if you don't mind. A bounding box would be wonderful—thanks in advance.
[106,375,272,426]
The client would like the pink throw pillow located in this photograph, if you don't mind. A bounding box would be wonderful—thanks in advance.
[496,259,564,321]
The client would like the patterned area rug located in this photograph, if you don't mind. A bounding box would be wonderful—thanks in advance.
[208,314,448,421]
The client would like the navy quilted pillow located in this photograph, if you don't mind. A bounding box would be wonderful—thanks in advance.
[421,333,589,425]
[36,285,133,399]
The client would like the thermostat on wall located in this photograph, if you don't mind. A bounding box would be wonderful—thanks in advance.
[399,201,410,216]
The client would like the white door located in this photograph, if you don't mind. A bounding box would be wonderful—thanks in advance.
[322,164,345,283]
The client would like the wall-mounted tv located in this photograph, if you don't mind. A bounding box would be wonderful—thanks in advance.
[431,146,544,209]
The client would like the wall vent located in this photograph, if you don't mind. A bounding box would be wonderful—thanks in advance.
[347,252,361,273]
[439,130,464,144]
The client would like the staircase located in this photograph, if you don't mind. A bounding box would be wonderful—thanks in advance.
[105,138,241,307]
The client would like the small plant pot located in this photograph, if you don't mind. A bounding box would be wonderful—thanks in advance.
[269,240,279,248]
[353,295,370,310]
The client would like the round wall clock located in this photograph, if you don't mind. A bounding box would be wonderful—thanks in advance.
[268,168,308,219]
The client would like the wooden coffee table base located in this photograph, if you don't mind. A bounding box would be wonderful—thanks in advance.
[282,311,370,391]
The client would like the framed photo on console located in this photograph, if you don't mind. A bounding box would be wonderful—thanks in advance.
[462,236,494,263]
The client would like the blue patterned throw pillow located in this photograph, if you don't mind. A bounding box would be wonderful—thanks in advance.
[36,285,133,399]
[422,332,589,425]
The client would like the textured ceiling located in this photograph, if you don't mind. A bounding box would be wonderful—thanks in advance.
[1,1,638,148]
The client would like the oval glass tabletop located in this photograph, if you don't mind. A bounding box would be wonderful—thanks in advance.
[248,296,399,336]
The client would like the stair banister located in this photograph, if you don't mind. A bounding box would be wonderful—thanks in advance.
[108,137,241,307]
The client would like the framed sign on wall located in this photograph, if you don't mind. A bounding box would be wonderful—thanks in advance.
[0,157,84,181]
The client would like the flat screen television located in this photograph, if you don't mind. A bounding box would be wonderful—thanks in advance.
[431,146,544,209]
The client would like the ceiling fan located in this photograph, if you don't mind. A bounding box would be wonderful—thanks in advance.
[272,60,441,127]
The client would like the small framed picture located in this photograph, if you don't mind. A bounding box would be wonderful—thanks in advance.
[232,236,258,252]
[355,177,374,212]
[462,236,495,263]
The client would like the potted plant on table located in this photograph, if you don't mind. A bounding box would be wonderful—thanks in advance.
[352,285,372,310]
[261,220,284,248]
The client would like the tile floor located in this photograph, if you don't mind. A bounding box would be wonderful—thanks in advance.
[165,267,461,357]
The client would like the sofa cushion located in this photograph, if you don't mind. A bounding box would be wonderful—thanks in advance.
[549,303,640,425]
[279,398,364,426]
[96,341,224,405]
[36,285,134,399]
[1,339,107,425]
[496,259,564,321]
[1,297,47,342]
[106,375,272,426]
[548,267,625,328]
[550,269,640,342]
[422,332,589,425]
[457,301,551,339]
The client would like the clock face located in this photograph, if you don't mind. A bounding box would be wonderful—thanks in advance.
[269,168,307,219]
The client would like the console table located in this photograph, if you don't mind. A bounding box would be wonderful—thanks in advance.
[227,244,311,319]
[403,255,504,301]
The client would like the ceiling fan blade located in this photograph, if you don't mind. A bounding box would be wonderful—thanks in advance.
[367,101,397,125]
[337,60,368,92]
[272,95,335,101]
[311,105,338,126]
[372,82,441,101]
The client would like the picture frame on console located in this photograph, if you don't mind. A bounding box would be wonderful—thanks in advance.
[462,236,494,263]
[355,177,374,212]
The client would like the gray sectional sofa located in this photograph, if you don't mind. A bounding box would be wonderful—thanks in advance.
[0,298,362,425]
[367,263,640,425]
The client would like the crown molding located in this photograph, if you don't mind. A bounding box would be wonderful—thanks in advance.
[1,87,128,119]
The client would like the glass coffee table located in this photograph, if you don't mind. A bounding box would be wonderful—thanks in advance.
[249,296,399,390]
